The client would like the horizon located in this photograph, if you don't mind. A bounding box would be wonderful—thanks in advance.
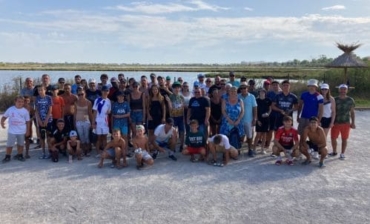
[1,0,370,64]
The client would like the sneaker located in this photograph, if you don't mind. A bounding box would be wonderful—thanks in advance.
[95,154,101,158]
[339,154,345,160]
[301,160,312,165]
[312,152,319,160]
[286,160,294,166]
[45,154,51,159]
[275,160,282,166]
[248,150,255,157]
[169,155,177,161]
[179,145,183,153]
[16,155,25,162]
[329,152,338,157]
[319,162,326,168]
[39,154,47,159]
[152,150,159,160]
[261,150,267,155]
[2,156,10,163]
[270,153,276,158]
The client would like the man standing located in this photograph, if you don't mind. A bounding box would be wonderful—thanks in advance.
[265,80,281,148]
[71,75,82,95]
[238,82,257,156]
[329,84,355,160]
[61,84,78,132]
[228,71,240,87]
[187,88,210,136]
[297,79,324,136]
[208,75,221,96]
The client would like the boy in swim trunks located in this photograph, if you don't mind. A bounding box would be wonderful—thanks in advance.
[133,125,154,170]
[98,129,127,169]
[182,119,206,162]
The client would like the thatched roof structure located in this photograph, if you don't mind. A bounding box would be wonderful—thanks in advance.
[326,43,367,68]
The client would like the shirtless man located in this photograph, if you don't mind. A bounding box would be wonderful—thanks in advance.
[133,125,154,170]
[300,116,328,168]
[61,83,78,132]
[98,129,127,169]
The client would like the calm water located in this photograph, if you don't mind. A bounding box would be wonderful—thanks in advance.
[0,70,204,88]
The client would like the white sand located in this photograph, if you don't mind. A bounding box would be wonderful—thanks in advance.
[0,111,369,224]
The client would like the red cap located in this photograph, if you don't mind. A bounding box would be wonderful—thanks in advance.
[264,80,271,85]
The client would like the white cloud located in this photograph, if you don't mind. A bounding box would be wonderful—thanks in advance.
[322,5,346,11]
[244,7,253,11]
[105,0,228,14]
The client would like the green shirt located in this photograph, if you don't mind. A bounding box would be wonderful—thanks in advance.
[185,131,206,148]
[334,96,355,124]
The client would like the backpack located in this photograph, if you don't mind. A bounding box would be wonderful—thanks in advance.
[228,127,241,149]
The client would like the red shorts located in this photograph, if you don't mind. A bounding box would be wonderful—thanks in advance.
[187,147,205,155]
[331,123,351,140]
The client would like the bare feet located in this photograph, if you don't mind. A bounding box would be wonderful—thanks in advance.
[69,155,73,164]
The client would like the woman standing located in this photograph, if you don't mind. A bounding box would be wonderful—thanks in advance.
[147,85,166,139]
[181,82,192,133]
[209,88,222,136]
[74,89,93,156]
[128,82,146,138]
[220,86,245,139]
[320,83,336,137]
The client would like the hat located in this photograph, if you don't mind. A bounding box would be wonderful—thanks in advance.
[166,76,171,80]
[150,73,156,78]
[307,79,318,87]
[197,74,205,78]
[136,125,145,131]
[88,78,96,84]
[110,77,118,83]
[101,85,109,91]
[58,78,65,83]
[166,118,174,125]
[248,80,255,85]
[339,84,348,89]
[263,80,271,85]
[240,82,248,87]
[193,81,200,87]
[229,71,235,76]
[320,83,330,89]
[69,130,78,137]
[50,85,58,91]
[172,81,181,88]
[116,91,125,96]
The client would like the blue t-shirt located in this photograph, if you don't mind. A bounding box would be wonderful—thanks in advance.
[300,91,324,119]
[267,91,280,116]
[274,92,298,116]
[238,93,257,123]
[228,80,240,87]
[112,101,130,128]
[35,95,53,122]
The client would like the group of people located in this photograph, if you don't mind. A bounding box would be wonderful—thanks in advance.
[1,71,356,169]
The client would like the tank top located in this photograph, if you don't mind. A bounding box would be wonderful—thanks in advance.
[181,92,192,107]
[75,104,89,122]
[211,100,222,120]
[130,93,143,110]
[150,100,163,119]
[323,99,332,118]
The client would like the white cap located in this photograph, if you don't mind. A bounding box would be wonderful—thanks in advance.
[88,78,96,83]
[320,83,329,89]
[339,84,348,89]
[240,82,248,87]
[69,130,78,137]
[307,79,318,87]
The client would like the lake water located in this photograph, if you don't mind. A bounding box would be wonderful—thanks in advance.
[0,70,205,88]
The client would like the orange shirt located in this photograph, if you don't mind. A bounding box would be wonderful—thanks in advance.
[52,96,65,119]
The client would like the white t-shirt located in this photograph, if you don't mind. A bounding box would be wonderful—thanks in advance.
[154,124,175,142]
[3,106,30,134]
[208,134,231,150]
[93,98,111,123]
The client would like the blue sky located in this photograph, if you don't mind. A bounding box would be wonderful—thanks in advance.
[0,0,370,64]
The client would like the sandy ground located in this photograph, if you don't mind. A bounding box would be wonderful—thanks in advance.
[0,111,370,224]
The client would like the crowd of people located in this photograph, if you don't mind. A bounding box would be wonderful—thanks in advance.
[1,72,356,169]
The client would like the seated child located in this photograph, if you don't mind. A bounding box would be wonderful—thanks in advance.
[182,119,206,162]
[98,129,127,169]
[67,130,82,163]
[49,119,69,162]
[133,125,154,170]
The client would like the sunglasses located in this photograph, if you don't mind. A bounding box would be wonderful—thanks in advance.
[183,85,188,87]
[194,91,201,94]
[78,94,84,96]
[239,87,247,90]
[206,80,211,83]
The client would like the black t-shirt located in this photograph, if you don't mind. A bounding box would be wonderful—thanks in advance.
[208,84,221,95]
[86,89,102,105]
[188,97,210,124]
[33,85,54,97]
[274,92,298,116]
[52,128,68,143]
[256,98,272,120]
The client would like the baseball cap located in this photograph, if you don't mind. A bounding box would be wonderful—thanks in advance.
[339,84,348,89]
[110,77,118,83]
[58,78,65,83]
[166,76,171,80]
[320,83,330,89]
[136,125,145,131]
[240,82,248,87]
[264,80,271,85]
[193,81,200,87]
[307,79,318,87]
[172,81,181,88]
[197,74,205,78]
[69,130,78,137]
[88,78,96,84]
[101,85,109,91]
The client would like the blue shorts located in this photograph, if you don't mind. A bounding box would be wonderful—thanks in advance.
[173,116,184,133]
[107,148,116,157]
[131,110,143,124]
[114,125,128,135]
[156,140,168,148]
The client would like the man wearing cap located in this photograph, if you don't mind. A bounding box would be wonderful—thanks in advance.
[297,79,324,136]
[71,75,82,95]
[238,82,257,156]
[168,82,185,151]
[228,72,240,87]
[197,74,207,90]
[86,79,102,106]
[92,85,111,157]
[330,84,355,160]
[263,80,271,92]
[165,76,172,89]
[300,116,328,167]
[150,118,178,161]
